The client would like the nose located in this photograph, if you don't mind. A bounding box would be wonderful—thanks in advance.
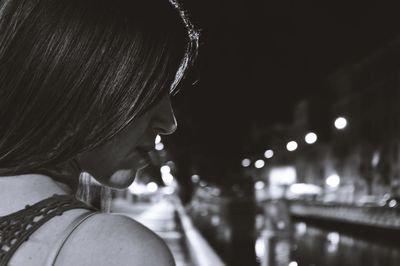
[152,95,177,135]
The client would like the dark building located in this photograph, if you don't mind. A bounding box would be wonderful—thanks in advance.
[329,36,400,199]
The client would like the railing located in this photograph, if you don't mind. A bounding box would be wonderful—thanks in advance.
[173,197,226,266]
[290,201,400,230]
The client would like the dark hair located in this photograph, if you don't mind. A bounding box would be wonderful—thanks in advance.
[0,0,198,176]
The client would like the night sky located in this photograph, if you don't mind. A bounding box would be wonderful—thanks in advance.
[167,1,400,182]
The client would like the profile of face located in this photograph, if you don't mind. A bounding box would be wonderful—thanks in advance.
[76,94,177,189]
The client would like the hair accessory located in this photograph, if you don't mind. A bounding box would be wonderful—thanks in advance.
[168,0,200,94]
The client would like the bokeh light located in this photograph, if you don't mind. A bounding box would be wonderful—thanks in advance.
[146,182,159,193]
[334,117,348,130]
[160,165,171,175]
[191,174,200,183]
[255,159,265,169]
[326,174,340,188]
[286,141,298,151]
[242,158,251,167]
[305,132,318,144]
[264,149,274,159]
[155,142,164,151]
[254,181,265,190]
[155,135,161,144]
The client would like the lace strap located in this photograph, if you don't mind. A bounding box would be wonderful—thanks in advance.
[0,194,96,266]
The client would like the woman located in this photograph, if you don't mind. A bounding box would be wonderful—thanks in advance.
[0,0,198,265]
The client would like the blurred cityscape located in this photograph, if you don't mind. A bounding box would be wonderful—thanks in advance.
[109,20,400,266]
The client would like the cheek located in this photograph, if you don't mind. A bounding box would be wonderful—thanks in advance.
[77,115,153,186]
[110,116,152,152]
[78,144,135,182]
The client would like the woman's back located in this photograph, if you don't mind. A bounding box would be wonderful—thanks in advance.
[0,175,175,266]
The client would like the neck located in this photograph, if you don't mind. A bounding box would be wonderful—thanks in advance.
[0,174,72,216]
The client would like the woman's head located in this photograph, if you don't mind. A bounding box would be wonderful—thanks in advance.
[0,0,198,186]
[77,93,178,188]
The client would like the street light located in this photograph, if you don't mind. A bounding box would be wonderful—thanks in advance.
[191,174,200,183]
[254,181,265,190]
[255,159,265,169]
[241,158,251,167]
[160,165,171,174]
[327,232,340,245]
[326,174,340,188]
[305,132,318,144]
[128,182,146,195]
[162,173,174,185]
[334,117,347,130]
[155,142,164,151]
[264,149,274,159]
[286,141,298,152]
[146,182,158,193]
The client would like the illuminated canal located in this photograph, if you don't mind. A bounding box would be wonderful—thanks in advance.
[253,221,400,266]
[189,197,400,266]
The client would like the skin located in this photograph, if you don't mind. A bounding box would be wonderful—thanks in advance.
[76,93,177,189]
[1,93,178,266]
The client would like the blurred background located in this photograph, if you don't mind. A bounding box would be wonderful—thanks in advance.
[110,1,400,266]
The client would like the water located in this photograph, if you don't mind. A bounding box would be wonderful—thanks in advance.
[191,200,400,266]
[289,222,400,266]
[254,221,400,266]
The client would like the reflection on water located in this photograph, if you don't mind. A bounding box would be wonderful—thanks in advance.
[255,231,291,266]
[190,196,400,266]
[255,220,400,266]
[288,221,400,266]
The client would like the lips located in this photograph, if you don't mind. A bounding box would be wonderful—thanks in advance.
[130,136,158,167]
[138,142,166,166]
[131,145,153,167]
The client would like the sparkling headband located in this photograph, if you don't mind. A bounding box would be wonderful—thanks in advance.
[168,0,200,94]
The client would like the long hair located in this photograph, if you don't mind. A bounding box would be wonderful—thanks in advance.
[0,0,198,182]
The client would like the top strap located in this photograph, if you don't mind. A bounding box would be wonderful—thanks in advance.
[0,194,96,266]
[45,211,98,266]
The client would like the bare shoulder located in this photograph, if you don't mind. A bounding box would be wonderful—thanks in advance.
[56,213,175,266]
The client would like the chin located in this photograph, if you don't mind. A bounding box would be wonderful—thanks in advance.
[107,169,137,189]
